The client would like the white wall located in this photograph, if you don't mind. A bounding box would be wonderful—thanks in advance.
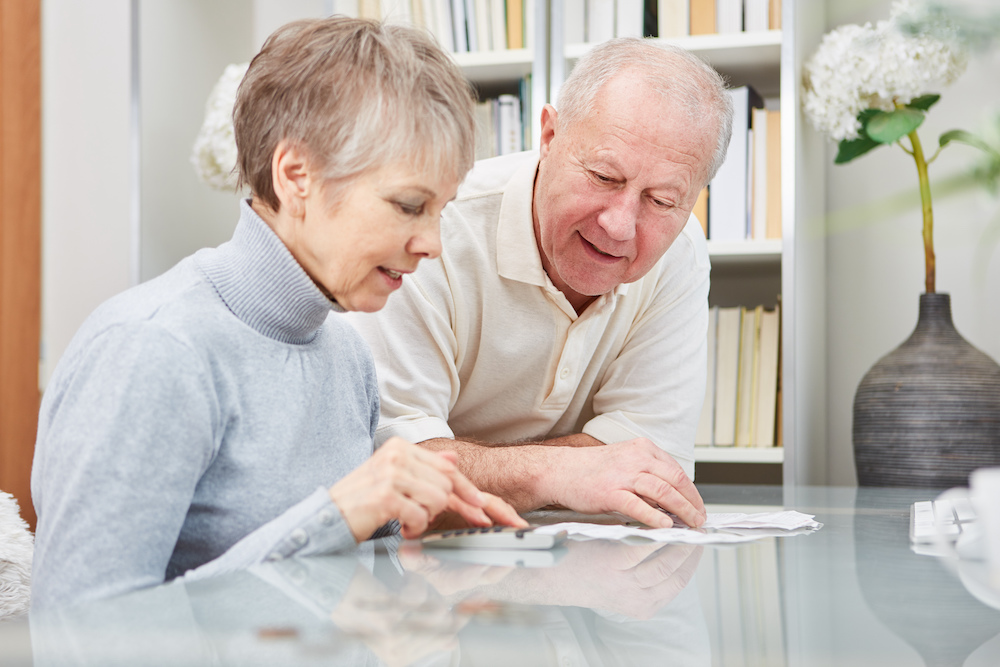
[42,0,133,386]
[824,1,1000,484]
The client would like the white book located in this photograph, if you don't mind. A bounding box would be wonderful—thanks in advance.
[497,94,522,154]
[586,0,615,43]
[410,0,428,27]
[696,305,719,446]
[525,0,535,50]
[715,0,742,33]
[464,0,479,50]
[754,305,780,447]
[708,86,762,242]
[432,0,455,52]
[380,0,412,23]
[490,0,507,50]
[615,0,644,38]
[452,0,469,51]
[734,306,758,447]
[474,100,496,160]
[751,107,769,240]
[564,0,586,44]
[657,0,688,38]
[713,306,742,447]
[331,0,359,17]
[475,0,491,49]
[745,0,770,32]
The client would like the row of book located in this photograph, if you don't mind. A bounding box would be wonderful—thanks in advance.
[663,0,782,38]
[696,303,781,448]
[328,0,781,55]
[694,85,781,242]
[474,92,529,159]
[330,0,533,53]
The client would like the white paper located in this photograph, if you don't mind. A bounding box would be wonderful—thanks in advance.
[533,511,822,545]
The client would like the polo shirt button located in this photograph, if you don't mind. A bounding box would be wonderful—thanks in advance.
[318,510,335,526]
[290,529,308,547]
[560,367,570,379]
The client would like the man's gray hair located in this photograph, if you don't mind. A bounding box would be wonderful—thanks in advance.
[235,17,476,212]
[556,38,734,183]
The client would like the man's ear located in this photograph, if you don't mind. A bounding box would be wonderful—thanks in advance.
[538,104,559,159]
[271,141,312,219]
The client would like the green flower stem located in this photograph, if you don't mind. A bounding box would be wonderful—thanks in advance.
[908,128,935,293]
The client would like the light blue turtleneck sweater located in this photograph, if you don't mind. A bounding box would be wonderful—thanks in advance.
[31,200,378,611]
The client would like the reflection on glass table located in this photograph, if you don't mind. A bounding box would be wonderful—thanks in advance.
[5,485,1000,666]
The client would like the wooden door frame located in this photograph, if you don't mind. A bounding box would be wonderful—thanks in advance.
[0,0,42,529]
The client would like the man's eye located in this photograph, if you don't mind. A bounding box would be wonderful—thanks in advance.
[592,172,614,183]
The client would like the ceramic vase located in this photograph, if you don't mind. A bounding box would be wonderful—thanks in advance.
[853,293,1000,488]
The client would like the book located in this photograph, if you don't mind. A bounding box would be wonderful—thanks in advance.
[525,0,536,49]
[490,0,507,51]
[693,186,709,239]
[507,0,524,48]
[754,305,781,447]
[707,85,764,242]
[331,0,360,17]
[765,109,782,239]
[689,0,715,35]
[475,0,492,50]
[696,305,720,446]
[497,94,523,155]
[453,0,470,51]
[564,0,586,44]
[586,0,616,43]
[715,0,742,34]
[734,305,759,447]
[745,0,770,32]
[713,306,742,447]
[474,100,496,160]
[358,0,380,19]
[769,0,782,29]
[657,0,689,38]
[750,107,769,240]
[380,0,412,24]
[615,0,644,38]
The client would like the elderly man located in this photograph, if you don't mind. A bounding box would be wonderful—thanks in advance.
[346,37,733,529]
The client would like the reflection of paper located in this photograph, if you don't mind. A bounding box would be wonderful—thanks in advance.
[533,511,822,545]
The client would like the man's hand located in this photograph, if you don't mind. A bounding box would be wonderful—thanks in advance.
[328,437,524,541]
[546,438,706,528]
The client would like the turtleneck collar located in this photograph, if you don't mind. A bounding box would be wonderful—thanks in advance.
[195,199,340,344]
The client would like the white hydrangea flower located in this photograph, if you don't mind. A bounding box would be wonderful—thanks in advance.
[802,0,968,142]
[191,62,249,191]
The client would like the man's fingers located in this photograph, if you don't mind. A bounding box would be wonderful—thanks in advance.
[607,489,676,528]
[633,471,705,528]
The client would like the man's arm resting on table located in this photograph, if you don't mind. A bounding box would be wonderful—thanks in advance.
[418,435,706,528]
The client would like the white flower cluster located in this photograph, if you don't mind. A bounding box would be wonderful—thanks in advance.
[191,62,249,191]
[802,1,968,142]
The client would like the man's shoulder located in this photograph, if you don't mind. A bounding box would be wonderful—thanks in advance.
[456,151,539,200]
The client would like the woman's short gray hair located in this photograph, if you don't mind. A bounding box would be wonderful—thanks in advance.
[234,17,476,211]
[556,38,734,183]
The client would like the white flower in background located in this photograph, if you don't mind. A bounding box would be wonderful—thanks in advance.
[191,62,249,191]
[802,0,967,142]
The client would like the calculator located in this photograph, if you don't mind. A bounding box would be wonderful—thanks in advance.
[420,525,566,550]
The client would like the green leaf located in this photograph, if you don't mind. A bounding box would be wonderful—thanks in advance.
[865,108,926,144]
[907,94,940,111]
[835,136,882,164]
[939,129,1000,160]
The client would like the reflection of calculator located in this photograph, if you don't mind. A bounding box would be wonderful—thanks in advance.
[420,526,567,550]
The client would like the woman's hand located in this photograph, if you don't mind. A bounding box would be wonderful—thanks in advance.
[328,437,525,541]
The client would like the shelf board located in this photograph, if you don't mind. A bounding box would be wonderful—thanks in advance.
[695,446,784,464]
[452,49,533,85]
[707,239,782,265]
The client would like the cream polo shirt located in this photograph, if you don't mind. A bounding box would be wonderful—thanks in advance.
[345,151,710,478]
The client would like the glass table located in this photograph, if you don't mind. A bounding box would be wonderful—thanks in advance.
[3,485,999,666]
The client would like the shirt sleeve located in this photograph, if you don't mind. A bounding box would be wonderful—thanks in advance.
[581,220,711,479]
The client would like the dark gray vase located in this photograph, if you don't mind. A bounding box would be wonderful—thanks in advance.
[853,293,1000,488]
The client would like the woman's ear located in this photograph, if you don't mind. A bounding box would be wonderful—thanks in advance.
[271,141,312,219]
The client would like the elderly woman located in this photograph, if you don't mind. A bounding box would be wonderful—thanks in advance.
[30,17,523,612]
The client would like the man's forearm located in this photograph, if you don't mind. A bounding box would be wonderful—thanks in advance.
[419,434,603,512]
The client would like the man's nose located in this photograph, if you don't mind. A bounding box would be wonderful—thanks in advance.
[596,190,639,242]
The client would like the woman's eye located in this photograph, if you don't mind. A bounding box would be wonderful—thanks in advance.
[396,202,423,216]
